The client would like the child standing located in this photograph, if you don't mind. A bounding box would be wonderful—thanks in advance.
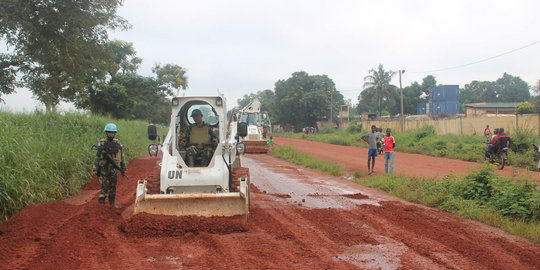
[384,128,396,174]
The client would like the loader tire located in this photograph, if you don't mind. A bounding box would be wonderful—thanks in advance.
[145,172,161,194]
[231,167,249,192]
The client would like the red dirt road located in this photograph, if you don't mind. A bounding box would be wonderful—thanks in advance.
[274,137,540,183]
[1,154,539,269]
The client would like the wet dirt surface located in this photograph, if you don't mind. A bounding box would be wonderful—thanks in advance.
[1,153,539,269]
[274,137,540,184]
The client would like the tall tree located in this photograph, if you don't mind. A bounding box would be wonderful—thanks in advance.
[359,64,398,116]
[421,75,437,99]
[152,64,188,96]
[402,81,424,114]
[0,0,129,111]
[274,71,340,130]
[74,40,173,124]
[460,73,530,105]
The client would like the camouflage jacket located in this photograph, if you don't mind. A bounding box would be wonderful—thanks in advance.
[93,138,126,171]
[181,122,218,145]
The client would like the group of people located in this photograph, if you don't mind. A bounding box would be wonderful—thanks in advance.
[483,125,512,160]
[361,125,395,175]
[303,126,317,134]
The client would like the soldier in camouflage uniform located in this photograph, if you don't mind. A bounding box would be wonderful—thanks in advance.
[93,123,126,208]
[180,109,218,167]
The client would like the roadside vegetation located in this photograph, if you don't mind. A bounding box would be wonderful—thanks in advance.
[281,124,540,170]
[270,145,540,243]
[0,111,164,221]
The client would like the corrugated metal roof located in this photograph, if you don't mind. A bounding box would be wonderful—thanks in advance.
[465,102,519,108]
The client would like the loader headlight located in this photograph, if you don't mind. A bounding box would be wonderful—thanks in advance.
[236,142,245,154]
[216,97,223,107]
[148,144,159,157]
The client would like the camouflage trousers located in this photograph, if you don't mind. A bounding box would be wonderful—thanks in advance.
[98,166,118,204]
[186,145,214,166]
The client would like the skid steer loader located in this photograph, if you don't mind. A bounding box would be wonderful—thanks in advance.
[134,94,251,218]
[238,97,271,153]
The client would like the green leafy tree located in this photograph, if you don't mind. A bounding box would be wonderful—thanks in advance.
[359,64,398,116]
[74,41,172,124]
[274,71,339,130]
[516,102,534,114]
[460,73,530,106]
[421,75,437,99]
[495,73,530,102]
[152,64,188,96]
[0,0,129,111]
[402,81,424,114]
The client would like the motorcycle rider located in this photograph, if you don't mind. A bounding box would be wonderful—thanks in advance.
[485,128,499,159]
[493,128,512,154]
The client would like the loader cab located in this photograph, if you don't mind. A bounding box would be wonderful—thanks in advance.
[239,112,260,126]
[175,101,220,167]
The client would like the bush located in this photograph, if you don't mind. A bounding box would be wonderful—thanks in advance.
[318,126,337,134]
[346,123,362,134]
[516,102,535,115]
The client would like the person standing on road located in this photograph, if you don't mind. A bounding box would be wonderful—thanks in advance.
[93,123,126,208]
[384,128,396,174]
[361,125,380,175]
[484,125,491,137]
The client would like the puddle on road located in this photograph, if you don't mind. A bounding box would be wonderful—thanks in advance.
[334,236,408,270]
[244,157,381,209]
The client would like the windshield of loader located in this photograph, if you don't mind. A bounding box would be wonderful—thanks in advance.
[240,112,259,125]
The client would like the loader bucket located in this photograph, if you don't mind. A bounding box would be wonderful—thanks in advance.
[243,140,269,153]
[134,180,250,218]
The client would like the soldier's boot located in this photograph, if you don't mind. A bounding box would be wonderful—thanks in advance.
[98,197,105,204]
[108,197,122,209]
[188,156,195,167]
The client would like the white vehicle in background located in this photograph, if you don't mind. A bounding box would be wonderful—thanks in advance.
[237,97,271,153]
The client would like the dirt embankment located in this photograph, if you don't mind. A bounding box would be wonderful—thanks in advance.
[0,153,539,269]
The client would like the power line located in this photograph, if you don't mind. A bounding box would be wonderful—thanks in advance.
[408,39,540,74]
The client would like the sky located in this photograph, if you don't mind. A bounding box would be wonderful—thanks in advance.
[2,0,540,112]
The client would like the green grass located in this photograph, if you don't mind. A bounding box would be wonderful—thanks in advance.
[0,111,165,221]
[279,125,540,170]
[269,144,540,243]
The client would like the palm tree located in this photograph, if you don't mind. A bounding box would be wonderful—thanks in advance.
[362,64,397,116]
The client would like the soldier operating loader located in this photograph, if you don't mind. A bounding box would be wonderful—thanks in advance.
[134,94,251,218]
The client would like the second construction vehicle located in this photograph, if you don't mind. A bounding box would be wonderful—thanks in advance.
[237,97,271,153]
[134,94,251,218]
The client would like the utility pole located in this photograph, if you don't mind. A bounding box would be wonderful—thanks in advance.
[399,70,405,133]
[330,88,334,124]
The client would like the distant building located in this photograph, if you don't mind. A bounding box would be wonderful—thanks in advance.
[418,85,459,115]
[464,102,520,116]
[338,105,350,124]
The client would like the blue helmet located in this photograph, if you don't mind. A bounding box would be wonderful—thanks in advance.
[104,123,118,132]
[191,109,203,117]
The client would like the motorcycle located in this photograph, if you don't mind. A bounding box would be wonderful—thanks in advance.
[485,146,509,170]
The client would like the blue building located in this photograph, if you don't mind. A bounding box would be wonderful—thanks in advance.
[418,85,460,115]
